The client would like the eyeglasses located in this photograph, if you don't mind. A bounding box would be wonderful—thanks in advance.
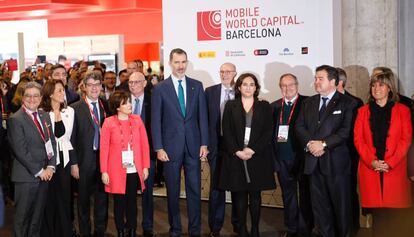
[24,94,41,99]
[128,80,145,85]
[280,83,297,89]
[220,71,235,75]
[85,83,102,88]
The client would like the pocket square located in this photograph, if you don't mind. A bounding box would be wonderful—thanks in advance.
[333,110,342,114]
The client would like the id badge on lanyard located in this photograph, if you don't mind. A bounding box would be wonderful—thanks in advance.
[45,139,54,159]
[277,125,289,143]
[122,143,134,168]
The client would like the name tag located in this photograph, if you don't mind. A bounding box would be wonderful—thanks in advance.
[277,125,289,143]
[122,150,134,168]
[45,139,54,160]
[244,127,251,145]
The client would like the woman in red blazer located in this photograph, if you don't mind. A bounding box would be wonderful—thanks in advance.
[354,71,412,236]
[100,91,150,237]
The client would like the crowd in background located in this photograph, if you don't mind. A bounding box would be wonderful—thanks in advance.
[0,48,414,237]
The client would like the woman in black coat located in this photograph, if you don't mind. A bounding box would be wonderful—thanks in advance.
[218,73,276,237]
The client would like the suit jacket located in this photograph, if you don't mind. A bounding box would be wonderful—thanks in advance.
[205,83,224,160]
[295,91,357,175]
[71,98,107,168]
[354,103,412,207]
[218,98,276,191]
[271,94,308,174]
[151,76,209,160]
[8,107,57,182]
[140,92,156,160]
[100,115,150,194]
[49,106,75,167]
[65,87,80,105]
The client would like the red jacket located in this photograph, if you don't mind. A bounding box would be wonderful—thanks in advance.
[354,103,412,208]
[100,115,150,194]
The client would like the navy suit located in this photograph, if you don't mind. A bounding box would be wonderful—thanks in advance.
[151,76,208,236]
[65,87,80,105]
[205,84,238,233]
[296,92,357,237]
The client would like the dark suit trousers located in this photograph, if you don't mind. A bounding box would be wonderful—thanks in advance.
[41,164,72,237]
[310,167,351,237]
[78,151,108,236]
[142,159,155,232]
[163,146,201,236]
[114,172,140,230]
[232,190,261,237]
[207,152,226,232]
[278,159,312,235]
[14,181,48,237]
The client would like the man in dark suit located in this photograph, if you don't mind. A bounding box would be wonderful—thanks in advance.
[71,71,108,237]
[128,72,156,237]
[271,73,313,237]
[151,48,209,237]
[205,62,239,236]
[50,64,80,105]
[296,65,357,237]
[336,67,364,235]
[8,81,57,237]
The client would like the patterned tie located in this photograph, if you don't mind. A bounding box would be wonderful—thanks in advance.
[133,98,140,115]
[221,88,231,117]
[91,102,100,150]
[319,97,328,120]
[178,80,185,117]
[32,112,45,139]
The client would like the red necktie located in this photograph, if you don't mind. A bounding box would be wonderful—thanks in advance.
[32,112,45,139]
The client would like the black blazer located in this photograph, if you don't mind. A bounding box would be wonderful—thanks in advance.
[218,98,276,191]
[65,87,80,105]
[271,94,308,174]
[295,91,357,175]
[141,92,156,160]
[71,98,107,167]
[205,84,222,159]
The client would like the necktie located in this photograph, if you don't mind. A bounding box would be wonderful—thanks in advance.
[221,89,231,117]
[133,98,140,115]
[32,112,45,139]
[319,97,328,120]
[178,80,185,117]
[91,102,100,150]
[283,102,293,124]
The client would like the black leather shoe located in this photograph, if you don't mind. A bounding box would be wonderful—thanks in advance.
[210,231,220,237]
[117,229,125,237]
[143,230,156,237]
[128,228,137,237]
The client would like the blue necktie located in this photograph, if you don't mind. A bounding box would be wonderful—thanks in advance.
[178,80,185,117]
[91,102,100,150]
[133,98,140,115]
[319,97,328,120]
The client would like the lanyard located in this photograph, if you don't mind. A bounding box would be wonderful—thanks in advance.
[23,107,51,143]
[0,97,4,115]
[84,98,106,127]
[279,98,298,125]
[115,115,134,151]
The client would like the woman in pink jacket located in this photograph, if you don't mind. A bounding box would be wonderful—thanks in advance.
[100,90,150,237]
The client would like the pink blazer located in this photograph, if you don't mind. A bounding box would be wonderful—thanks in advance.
[100,115,150,194]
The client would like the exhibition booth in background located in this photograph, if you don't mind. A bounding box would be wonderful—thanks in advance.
[0,0,341,207]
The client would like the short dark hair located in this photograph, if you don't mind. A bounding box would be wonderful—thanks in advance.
[336,67,347,87]
[40,80,65,112]
[316,65,339,86]
[108,90,130,115]
[169,48,187,61]
[50,64,66,76]
[118,69,127,77]
[83,71,103,84]
[234,73,261,99]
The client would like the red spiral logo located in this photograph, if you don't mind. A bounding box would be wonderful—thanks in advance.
[197,10,222,41]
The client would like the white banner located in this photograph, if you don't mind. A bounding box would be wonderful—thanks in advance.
[163,0,341,100]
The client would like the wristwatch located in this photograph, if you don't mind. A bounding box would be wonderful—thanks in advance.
[321,140,327,149]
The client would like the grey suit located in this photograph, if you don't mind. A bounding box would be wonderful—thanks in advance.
[8,108,56,237]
